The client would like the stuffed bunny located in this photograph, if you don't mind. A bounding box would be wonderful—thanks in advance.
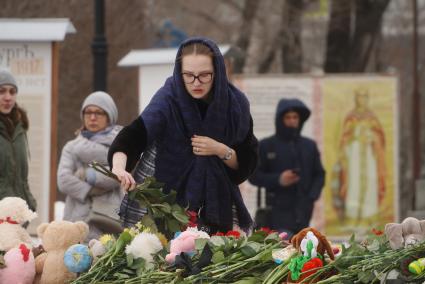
[287,227,335,283]
[385,217,425,249]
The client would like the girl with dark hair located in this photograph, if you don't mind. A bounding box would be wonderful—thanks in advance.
[0,69,37,211]
[109,37,258,234]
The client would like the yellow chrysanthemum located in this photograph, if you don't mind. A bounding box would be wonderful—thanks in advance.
[99,234,115,246]
[135,221,145,232]
[124,227,139,237]
[155,232,168,247]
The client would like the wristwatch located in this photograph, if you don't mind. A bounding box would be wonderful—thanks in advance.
[222,148,233,160]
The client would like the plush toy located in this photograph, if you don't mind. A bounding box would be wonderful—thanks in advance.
[288,228,335,283]
[34,220,89,284]
[385,217,425,249]
[64,244,92,273]
[408,257,425,275]
[88,239,106,263]
[272,244,298,264]
[0,197,37,251]
[0,244,35,284]
[165,227,210,264]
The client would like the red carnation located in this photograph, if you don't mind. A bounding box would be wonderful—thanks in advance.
[186,210,198,227]
[225,230,241,238]
[259,227,277,235]
[372,228,384,236]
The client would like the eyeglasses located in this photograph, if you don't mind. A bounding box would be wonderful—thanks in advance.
[182,72,213,84]
[83,110,107,118]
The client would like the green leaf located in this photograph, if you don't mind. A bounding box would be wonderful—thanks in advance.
[171,209,189,224]
[248,231,267,242]
[140,215,158,231]
[211,251,225,264]
[126,253,134,266]
[259,249,273,262]
[151,207,165,218]
[130,257,146,269]
[142,188,164,201]
[152,203,171,214]
[264,232,280,243]
[195,238,208,251]
[136,266,145,276]
[166,219,181,233]
[358,271,375,283]
[241,242,262,257]
[135,198,148,208]
[113,272,131,279]
[161,190,177,203]
[209,236,226,249]
[115,231,132,254]
[366,239,380,252]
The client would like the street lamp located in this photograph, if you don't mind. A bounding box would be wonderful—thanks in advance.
[92,0,107,91]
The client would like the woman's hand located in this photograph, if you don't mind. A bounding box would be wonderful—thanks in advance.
[191,135,226,157]
[112,152,136,192]
[112,168,136,192]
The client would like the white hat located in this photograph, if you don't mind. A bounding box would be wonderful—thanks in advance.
[81,91,118,124]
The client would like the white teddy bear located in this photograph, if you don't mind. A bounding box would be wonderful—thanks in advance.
[0,197,37,251]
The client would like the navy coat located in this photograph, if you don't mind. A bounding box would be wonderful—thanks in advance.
[249,99,325,233]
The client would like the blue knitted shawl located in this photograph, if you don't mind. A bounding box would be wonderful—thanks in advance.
[140,37,252,230]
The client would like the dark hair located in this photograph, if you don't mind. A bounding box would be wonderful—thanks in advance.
[0,104,29,137]
[180,42,214,60]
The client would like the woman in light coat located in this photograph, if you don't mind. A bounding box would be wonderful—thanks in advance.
[57,91,123,240]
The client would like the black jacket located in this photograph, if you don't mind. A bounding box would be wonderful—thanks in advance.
[249,99,325,233]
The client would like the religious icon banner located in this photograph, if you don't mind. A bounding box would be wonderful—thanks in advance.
[321,76,398,237]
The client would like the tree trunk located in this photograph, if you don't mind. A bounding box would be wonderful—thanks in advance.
[324,0,352,72]
[324,0,390,73]
[348,0,390,71]
[233,0,260,73]
[281,0,303,73]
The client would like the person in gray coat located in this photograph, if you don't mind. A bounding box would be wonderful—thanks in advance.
[57,91,123,240]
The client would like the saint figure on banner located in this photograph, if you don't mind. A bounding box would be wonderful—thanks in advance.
[331,88,386,225]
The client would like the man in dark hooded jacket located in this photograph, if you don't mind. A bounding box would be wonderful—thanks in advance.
[249,98,325,237]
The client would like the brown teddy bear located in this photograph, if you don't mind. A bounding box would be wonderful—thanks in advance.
[34,220,89,284]
[287,227,335,283]
[385,217,425,250]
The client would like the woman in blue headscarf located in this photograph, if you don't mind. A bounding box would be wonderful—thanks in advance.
[108,37,258,233]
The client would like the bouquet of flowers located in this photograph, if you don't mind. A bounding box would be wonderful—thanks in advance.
[89,162,189,238]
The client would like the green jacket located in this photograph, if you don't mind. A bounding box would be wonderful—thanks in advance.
[0,120,37,211]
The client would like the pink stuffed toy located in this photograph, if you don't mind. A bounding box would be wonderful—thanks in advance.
[165,228,210,264]
[0,244,35,284]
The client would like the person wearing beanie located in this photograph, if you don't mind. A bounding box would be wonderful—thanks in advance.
[0,69,37,211]
[57,91,124,241]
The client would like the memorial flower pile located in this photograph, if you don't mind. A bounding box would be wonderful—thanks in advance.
[74,163,425,283]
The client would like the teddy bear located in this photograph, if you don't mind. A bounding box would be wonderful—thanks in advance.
[0,197,37,251]
[0,244,35,284]
[287,227,335,283]
[34,220,89,284]
[165,227,210,264]
[385,217,425,250]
